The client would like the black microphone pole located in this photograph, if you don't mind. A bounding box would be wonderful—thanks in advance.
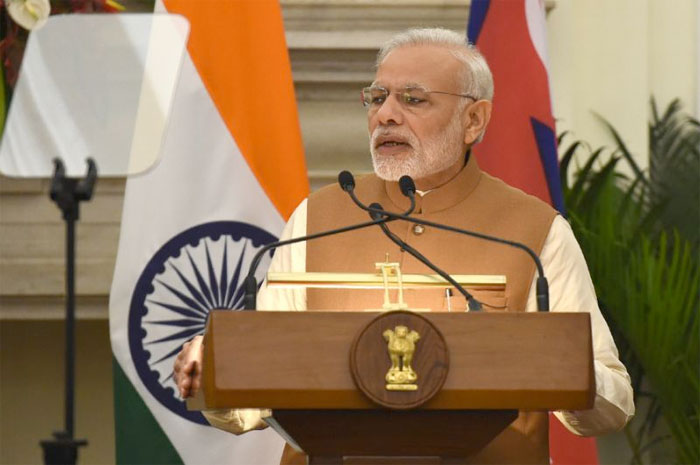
[341,171,483,310]
[344,171,548,311]
[368,203,482,311]
[243,173,421,310]
[242,216,396,310]
[364,204,550,312]
[341,171,417,217]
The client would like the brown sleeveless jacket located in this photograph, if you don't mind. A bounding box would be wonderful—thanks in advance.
[281,157,557,464]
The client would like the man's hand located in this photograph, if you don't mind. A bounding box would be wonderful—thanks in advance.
[173,335,203,398]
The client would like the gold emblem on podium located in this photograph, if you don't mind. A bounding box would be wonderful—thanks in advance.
[383,325,420,391]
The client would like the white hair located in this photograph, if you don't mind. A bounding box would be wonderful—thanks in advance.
[376,27,494,102]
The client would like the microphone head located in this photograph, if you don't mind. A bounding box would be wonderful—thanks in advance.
[399,175,416,197]
[368,202,385,221]
[338,171,355,192]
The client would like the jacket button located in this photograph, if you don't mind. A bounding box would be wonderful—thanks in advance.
[412,224,425,235]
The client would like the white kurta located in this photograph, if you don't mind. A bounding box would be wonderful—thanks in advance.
[205,198,635,437]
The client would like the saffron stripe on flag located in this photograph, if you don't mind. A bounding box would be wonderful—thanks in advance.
[162,0,308,219]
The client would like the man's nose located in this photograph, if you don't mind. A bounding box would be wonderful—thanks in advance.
[374,94,404,126]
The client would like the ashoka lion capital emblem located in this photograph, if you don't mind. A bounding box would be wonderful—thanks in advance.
[383,325,420,391]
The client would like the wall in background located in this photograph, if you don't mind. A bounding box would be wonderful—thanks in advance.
[0,320,114,464]
[548,0,698,170]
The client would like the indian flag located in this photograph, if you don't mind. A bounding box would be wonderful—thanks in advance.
[109,1,308,464]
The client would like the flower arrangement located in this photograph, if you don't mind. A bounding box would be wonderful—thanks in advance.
[6,0,51,30]
[0,0,127,132]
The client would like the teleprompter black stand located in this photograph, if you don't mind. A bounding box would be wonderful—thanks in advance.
[40,158,96,465]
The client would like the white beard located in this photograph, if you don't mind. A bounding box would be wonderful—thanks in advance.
[370,114,466,182]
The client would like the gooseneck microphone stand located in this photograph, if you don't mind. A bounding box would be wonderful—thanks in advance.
[242,174,417,310]
[40,158,96,465]
[342,171,550,312]
[367,202,483,311]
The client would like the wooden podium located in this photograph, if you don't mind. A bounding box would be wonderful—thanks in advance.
[189,310,595,464]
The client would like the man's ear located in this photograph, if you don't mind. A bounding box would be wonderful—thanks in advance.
[462,100,492,145]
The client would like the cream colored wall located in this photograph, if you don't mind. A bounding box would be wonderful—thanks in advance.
[0,320,115,465]
[648,0,698,114]
[547,0,698,170]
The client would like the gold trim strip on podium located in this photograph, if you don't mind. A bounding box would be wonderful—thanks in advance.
[267,272,506,289]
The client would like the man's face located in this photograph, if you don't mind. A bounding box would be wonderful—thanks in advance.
[368,45,469,184]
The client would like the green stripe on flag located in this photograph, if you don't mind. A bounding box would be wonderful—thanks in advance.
[113,357,184,465]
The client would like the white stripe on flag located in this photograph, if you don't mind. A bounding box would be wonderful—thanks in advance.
[109,42,286,465]
[525,0,555,115]
[525,0,550,73]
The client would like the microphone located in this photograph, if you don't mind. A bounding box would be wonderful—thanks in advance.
[340,169,419,198]
[399,175,416,199]
[340,171,549,311]
[369,203,482,311]
[338,170,355,192]
[365,203,550,312]
[339,170,415,199]
[341,172,481,310]
[340,170,416,216]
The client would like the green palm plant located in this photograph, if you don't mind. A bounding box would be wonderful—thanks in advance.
[559,99,699,464]
[597,99,700,251]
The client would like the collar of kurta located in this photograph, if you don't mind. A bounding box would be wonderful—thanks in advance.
[384,152,482,214]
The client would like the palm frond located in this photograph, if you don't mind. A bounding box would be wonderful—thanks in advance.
[561,99,700,464]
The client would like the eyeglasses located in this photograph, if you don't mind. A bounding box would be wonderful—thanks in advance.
[361,85,477,112]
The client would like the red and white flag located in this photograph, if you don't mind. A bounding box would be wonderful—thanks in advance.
[468,1,598,463]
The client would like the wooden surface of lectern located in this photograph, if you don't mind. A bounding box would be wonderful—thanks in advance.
[189,310,595,464]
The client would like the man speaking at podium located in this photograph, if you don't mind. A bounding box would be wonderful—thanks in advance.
[174,28,634,464]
